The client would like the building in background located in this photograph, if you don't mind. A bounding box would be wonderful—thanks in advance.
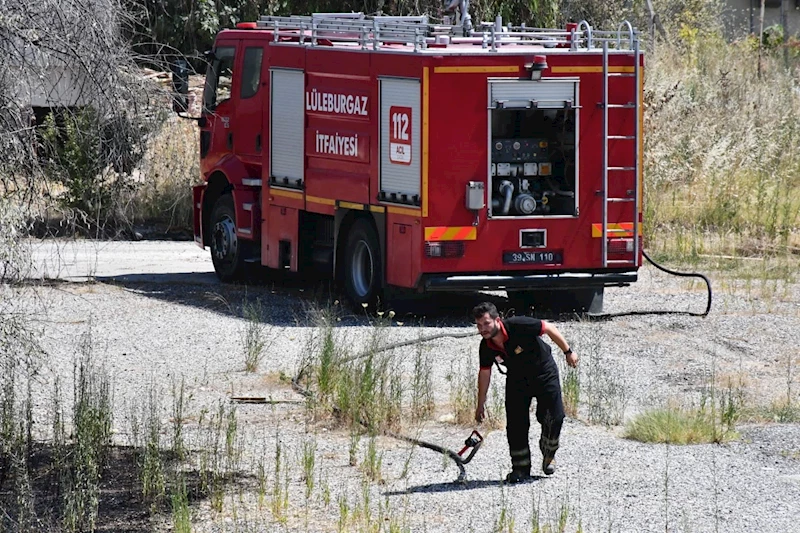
[723,0,800,38]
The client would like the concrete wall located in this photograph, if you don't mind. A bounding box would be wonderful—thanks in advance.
[8,39,97,109]
[722,0,800,37]
[22,66,96,108]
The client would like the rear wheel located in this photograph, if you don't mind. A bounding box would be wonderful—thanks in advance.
[342,218,383,309]
[210,194,248,282]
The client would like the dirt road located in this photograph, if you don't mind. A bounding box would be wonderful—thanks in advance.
[19,239,800,532]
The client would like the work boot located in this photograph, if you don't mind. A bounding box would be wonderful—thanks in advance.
[542,457,556,475]
[504,469,531,484]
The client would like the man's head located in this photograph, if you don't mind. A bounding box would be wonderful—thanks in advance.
[472,301,501,340]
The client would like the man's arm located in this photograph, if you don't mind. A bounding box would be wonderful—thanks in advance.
[542,321,578,368]
[475,367,492,423]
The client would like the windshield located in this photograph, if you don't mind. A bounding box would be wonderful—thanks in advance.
[202,46,236,113]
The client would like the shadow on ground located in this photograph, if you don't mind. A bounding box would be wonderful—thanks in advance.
[92,270,525,328]
[89,269,583,328]
[383,475,548,495]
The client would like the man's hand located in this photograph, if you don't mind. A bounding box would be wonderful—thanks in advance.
[565,350,578,368]
[475,404,485,423]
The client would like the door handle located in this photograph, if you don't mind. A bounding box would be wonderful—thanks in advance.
[227,133,233,150]
[256,133,261,152]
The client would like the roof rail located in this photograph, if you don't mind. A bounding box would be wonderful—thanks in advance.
[253,12,640,53]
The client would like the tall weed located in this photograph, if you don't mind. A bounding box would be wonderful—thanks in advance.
[644,31,800,257]
[63,333,114,533]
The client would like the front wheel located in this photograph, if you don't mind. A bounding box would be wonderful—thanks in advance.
[342,218,383,309]
[209,194,248,282]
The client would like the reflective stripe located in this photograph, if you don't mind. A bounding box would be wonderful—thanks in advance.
[551,66,635,74]
[539,437,560,454]
[434,66,519,74]
[510,447,531,468]
[424,226,478,241]
[591,222,641,238]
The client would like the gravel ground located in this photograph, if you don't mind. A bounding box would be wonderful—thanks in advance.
[11,239,800,532]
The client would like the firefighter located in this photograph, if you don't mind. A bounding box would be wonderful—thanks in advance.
[472,301,578,483]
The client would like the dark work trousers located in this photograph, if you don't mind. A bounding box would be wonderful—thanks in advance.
[505,371,565,475]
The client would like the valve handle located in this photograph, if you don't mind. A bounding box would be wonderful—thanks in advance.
[457,430,483,457]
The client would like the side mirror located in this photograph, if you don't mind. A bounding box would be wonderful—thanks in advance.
[171,58,190,113]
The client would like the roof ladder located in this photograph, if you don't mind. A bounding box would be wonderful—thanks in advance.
[600,31,641,269]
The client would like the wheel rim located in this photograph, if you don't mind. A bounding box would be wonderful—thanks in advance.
[212,214,237,264]
[351,240,374,299]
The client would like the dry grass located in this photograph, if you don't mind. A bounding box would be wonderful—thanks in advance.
[126,118,200,234]
[644,31,800,261]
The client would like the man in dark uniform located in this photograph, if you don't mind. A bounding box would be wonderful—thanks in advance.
[472,301,578,483]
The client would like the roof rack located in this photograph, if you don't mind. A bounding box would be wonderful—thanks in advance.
[254,12,640,53]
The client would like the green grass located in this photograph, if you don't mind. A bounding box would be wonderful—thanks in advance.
[64,335,113,532]
[624,407,736,444]
[562,367,580,418]
[170,475,191,533]
[241,297,270,373]
[301,437,317,499]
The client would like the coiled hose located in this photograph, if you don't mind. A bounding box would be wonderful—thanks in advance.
[589,249,712,319]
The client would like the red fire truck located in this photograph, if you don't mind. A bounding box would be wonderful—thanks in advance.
[181,8,644,314]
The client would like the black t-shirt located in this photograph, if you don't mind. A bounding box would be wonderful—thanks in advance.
[479,316,557,379]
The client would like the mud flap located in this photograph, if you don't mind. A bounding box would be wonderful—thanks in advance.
[192,184,205,248]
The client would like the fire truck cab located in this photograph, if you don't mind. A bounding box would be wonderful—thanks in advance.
[183,8,644,314]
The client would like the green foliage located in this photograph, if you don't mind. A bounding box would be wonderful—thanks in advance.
[127,0,663,70]
[40,109,106,212]
[38,107,150,232]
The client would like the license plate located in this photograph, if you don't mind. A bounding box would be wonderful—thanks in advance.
[503,250,563,265]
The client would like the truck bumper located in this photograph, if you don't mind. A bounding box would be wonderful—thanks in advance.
[421,271,638,292]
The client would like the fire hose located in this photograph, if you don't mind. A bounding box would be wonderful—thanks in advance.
[292,330,487,483]
[287,254,711,482]
[291,371,485,482]
[587,249,713,319]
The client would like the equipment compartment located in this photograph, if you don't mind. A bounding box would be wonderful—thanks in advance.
[488,80,578,218]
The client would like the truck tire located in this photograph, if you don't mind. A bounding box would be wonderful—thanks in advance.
[210,194,248,282]
[342,218,383,309]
